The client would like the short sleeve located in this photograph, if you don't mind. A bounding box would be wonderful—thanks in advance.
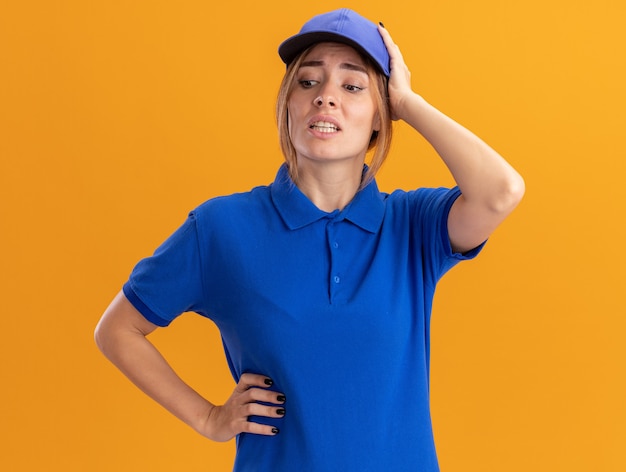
[409,186,486,285]
[123,211,206,326]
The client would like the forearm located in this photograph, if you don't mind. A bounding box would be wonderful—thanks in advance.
[95,294,214,435]
[398,93,524,212]
[99,330,213,431]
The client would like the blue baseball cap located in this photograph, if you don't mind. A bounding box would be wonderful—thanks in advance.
[278,8,390,77]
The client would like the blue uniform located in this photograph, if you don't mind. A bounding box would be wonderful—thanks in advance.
[124,164,484,471]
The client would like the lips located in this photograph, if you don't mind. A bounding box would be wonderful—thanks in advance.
[307,116,341,134]
[310,121,338,133]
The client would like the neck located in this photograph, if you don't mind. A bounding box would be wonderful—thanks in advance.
[295,159,364,212]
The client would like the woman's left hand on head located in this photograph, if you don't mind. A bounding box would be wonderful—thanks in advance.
[378,23,415,122]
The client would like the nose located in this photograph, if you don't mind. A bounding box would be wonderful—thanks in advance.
[314,95,336,107]
[313,84,337,107]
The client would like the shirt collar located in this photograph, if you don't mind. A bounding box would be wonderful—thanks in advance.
[270,164,385,233]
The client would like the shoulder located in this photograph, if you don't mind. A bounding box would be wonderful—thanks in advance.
[191,184,273,222]
[384,186,461,215]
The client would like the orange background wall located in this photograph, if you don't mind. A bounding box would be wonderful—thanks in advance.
[1,1,625,470]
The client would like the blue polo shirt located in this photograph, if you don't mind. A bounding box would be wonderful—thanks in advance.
[123,164,484,471]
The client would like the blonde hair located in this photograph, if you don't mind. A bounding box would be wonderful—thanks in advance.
[276,44,392,188]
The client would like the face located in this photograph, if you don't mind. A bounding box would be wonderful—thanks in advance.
[287,42,381,169]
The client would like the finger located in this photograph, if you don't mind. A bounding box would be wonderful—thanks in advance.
[240,420,280,436]
[245,385,285,402]
[377,24,399,55]
[377,24,406,66]
[235,372,274,392]
[243,402,286,419]
[377,23,393,48]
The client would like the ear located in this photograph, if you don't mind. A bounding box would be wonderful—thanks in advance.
[372,111,381,132]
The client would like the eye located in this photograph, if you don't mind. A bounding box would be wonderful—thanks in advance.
[344,84,364,92]
[299,79,318,89]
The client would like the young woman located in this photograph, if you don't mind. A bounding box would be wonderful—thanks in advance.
[95,9,524,471]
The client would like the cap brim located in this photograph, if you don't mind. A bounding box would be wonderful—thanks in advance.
[278,32,386,75]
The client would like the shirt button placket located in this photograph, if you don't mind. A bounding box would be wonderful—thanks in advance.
[331,238,341,285]
[327,221,342,302]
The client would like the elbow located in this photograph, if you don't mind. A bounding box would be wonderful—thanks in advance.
[94,291,134,358]
[94,317,109,356]
[94,314,121,359]
[506,172,525,209]
[490,172,525,215]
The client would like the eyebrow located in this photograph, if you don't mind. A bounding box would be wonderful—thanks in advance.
[300,60,368,74]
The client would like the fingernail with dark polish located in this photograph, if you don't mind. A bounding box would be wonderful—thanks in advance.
[264,378,273,386]
[379,21,385,28]
[272,427,280,434]
[277,395,286,402]
[277,408,285,416]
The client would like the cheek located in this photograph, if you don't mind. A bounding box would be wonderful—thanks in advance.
[356,107,380,134]
[286,103,295,136]
[351,98,379,128]
[287,99,308,132]
[286,104,305,148]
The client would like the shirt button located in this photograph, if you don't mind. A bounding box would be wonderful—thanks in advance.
[334,276,340,284]
[333,242,339,249]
